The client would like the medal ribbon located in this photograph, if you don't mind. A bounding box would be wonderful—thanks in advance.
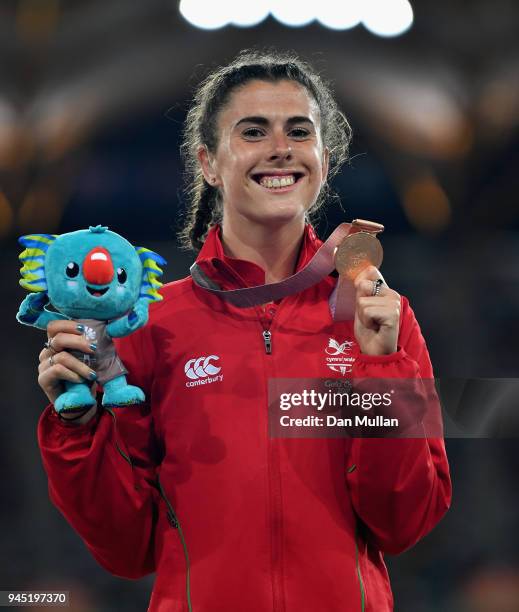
[190,221,381,321]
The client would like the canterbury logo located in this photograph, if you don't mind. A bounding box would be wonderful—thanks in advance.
[325,338,355,356]
[185,355,221,379]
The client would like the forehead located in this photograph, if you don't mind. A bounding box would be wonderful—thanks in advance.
[218,79,320,128]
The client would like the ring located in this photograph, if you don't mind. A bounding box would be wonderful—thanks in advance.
[372,278,384,297]
[44,337,56,353]
[49,355,55,367]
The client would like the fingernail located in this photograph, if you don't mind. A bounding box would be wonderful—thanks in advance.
[89,371,97,381]
[90,343,97,351]
[77,324,85,332]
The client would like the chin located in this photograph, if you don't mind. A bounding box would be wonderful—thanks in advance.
[253,200,308,225]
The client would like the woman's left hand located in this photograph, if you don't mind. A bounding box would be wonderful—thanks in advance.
[353,265,400,356]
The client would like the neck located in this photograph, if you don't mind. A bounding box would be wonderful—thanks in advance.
[221,216,306,283]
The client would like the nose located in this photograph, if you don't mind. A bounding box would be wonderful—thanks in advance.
[83,246,114,285]
[268,133,292,162]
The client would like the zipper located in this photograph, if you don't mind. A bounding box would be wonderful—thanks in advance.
[257,305,285,612]
[208,264,282,605]
[257,303,276,355]
[210,261,276,356]
[262,330,272,354]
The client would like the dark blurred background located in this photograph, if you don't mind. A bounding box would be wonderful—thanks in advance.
[1,0,519,610]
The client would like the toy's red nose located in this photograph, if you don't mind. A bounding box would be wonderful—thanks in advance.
[83,247,114,285]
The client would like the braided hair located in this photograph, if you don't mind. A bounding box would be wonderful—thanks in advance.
[178,49,352,251]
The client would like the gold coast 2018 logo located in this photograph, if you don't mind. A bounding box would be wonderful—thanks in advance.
[324,338,356,376]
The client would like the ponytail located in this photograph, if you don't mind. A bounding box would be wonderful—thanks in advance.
[189,182,217,251]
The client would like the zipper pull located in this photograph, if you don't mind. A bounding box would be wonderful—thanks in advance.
[262,330,272,354]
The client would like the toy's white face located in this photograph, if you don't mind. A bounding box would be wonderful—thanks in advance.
[46,231,142,320]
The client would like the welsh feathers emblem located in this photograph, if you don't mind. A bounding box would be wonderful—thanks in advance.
[325,338,355,356]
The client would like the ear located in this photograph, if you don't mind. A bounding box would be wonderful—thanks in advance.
[197,145,220,187]
[321,146,330,184]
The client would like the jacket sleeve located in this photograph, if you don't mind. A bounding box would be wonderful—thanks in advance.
[37,323,161,579]
[346,296,452,555]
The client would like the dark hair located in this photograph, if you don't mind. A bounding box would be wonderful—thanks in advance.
[178,49,352,251]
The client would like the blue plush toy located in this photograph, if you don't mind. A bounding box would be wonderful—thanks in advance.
[16,225,166,413]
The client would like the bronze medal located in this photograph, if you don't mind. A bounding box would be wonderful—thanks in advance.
[334,231,384,280]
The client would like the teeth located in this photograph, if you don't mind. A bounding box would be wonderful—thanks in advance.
[259,175,296,189]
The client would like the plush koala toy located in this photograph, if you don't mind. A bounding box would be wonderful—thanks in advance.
[16,225,166,413]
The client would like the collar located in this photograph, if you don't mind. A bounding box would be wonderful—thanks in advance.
[195,224,322,290]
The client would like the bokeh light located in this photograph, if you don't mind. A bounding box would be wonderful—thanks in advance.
[362,0,414,37]
[179,0,414,36]
[270,0,316,28]
[230,0,270,27]
[179,0,231,30]
[316,1,362,31]
[402,174,451,233]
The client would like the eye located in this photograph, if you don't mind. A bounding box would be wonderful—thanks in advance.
[289,127,311,139]
[117,267,127,284]
[242,127,265,139]
[65,262,79,278]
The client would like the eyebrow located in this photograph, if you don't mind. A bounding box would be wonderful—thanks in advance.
[235,116,315,128]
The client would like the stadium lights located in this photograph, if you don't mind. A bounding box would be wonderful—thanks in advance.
[270,0,317,28]
[178,0,270,30]
[179,0,414,37]
[231,1,270,28]
[178,0,231,30]
[316,1,362,31]
[362,0,413,37]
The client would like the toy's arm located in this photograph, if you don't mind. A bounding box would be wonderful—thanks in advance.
[107,298,149,338]
[17,293,67,330]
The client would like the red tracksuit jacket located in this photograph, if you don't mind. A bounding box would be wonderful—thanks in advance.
[38,224,451,612]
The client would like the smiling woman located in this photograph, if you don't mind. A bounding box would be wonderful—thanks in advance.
[179,50,351,248]
[34,49,451,612]
[203,80,326,226]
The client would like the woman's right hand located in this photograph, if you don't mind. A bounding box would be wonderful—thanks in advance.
[38,320,98,407]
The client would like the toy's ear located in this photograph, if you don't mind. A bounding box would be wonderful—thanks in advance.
[18,234,57,292]
[135,247,167,302]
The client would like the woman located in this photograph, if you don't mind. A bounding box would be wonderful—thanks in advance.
[37,50,451,612]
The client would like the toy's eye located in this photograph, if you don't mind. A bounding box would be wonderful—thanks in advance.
[117,267,127,283]
[65,262,79,278]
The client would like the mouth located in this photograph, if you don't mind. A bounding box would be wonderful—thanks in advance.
[86,286,109,297]
[251,172,304,192]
